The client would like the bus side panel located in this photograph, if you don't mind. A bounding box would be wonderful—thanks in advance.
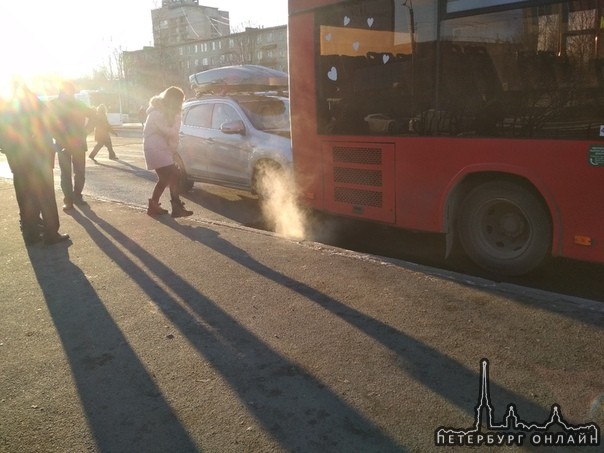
[390,136,603,264]
[322,140,396,223]
[308,134,603,266]
[391,136,560,232]
[289,11,326,210]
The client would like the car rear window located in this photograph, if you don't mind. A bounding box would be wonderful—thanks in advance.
[238,99,290,131]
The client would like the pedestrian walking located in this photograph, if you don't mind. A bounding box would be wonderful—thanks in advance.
[0,82,70,245]
[89,104,118,161]
[138,105,146,127]
[49,81,96,211]
[143,86,192,218]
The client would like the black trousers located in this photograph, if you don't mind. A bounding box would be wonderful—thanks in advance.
[57,148,86,203]
[151,164,179,202]
[89,136,116,159]
[6,150,60,239]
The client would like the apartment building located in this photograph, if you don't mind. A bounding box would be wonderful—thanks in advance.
[122,2,287,112]
[178,25,288,76]
[152,0,230,47]
[123,25,287,107]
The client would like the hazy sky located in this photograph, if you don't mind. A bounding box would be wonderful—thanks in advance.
[0,0,287,92]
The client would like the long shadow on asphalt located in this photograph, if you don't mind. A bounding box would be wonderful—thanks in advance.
[181,184,263,226]
[74,207,405,452]
[92,159,157,183]
[283,212,604,327]
[26,241,197,452]
[181,187,604,333]
[158,222,551,435]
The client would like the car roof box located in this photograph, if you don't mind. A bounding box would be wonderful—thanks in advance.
[190,65,288,95]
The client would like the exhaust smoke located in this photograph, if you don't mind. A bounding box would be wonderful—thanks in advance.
[256,163,308,240]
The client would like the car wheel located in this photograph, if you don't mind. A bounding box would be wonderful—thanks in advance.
[174,153,194,193]
[457,181,551,276]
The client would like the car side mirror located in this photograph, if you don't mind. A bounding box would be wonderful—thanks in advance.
[220,120,245,135]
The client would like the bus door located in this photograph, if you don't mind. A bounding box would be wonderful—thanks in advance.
[322,140,396,223]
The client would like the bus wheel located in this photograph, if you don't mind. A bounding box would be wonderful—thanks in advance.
[174,153,194,193]
[457,181,551,276]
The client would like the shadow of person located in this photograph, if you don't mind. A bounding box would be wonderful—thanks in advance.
[75,209,405,452]
[179,184,264,226]
[164,222,550,426]
[26,238,197,452]
[92,159,158,183]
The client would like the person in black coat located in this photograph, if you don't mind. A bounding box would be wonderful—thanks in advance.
[49,81,96,211]
[0,82,69,245]
[89,104,118,161]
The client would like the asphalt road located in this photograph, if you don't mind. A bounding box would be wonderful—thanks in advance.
[1,127,603,452]
[2,126,603,303]
[3,181,602,452]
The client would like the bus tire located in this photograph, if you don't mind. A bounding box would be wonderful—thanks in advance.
[174,153,194,192]
[457,181,551,276]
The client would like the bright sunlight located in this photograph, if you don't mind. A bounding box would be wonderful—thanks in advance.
[0,0,287,96]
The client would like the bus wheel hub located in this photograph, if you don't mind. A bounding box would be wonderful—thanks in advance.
[500,213,524,237]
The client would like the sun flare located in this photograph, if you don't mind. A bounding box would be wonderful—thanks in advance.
[0,0,288,97]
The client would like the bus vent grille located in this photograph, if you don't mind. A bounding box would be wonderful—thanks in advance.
[333,146,382,165]
[335,187,383,208]
[333,167,382,186]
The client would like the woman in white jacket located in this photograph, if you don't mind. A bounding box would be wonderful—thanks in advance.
[143,86,192,217]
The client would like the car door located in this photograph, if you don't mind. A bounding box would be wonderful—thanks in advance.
[179,102,213,179]
[205,102,251,187]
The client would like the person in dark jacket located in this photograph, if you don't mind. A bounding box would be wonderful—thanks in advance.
[49,81,96,211]
[89,104,118,161]
[0,82,69,245]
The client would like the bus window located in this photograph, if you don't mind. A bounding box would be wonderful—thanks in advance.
[446,0,520,14]
[315,0,437,136]
[440,0,603,138]
[314,0,604,139]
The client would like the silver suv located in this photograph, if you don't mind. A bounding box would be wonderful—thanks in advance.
[175,93,291,195]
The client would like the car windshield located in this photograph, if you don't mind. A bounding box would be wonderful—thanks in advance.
[237,98,290,131]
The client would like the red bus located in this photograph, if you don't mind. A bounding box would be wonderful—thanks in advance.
[288,0,604,276]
